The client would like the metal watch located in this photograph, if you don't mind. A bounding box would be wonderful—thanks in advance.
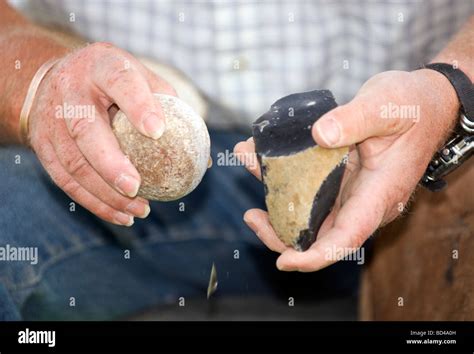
[419,63,474,192]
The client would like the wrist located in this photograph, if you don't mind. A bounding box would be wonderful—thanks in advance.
[0,32,68,145]
[20,58,61,146]
[412,69,460,139]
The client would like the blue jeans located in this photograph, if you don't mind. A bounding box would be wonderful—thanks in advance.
[0,128,359,320]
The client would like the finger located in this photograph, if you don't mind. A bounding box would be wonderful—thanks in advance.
[63,103,142,198]
[243,209,288,253]
[312,148,361,239]
[143,68,178,97]
[52,125,150,218]
[93,57,165,139]
[315,208,337,238]
[234,137,262,180]
[312,95,413,148]
[277,169,385,272]
[337,147,361,204]
[37,140,135,226]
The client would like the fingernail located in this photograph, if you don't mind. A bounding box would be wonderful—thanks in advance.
[126,202,150,219]
[142,112,165,139]
[115,173,140,197]
[315,118,340,146]
[114,212,134,227]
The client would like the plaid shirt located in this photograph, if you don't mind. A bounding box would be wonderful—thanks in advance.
[9,0,474,127]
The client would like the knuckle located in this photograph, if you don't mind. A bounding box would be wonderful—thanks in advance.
[157,81,177,96]
[61,178,81,197]
[357,101,372,134]
[106,66,130,87]
[102,192,131,211]
[145,69,175,94]
[95,204,116,222]
[87,42,131,76]
[64,153,89,176]
[69,118,91,140]
[88,41,116,54]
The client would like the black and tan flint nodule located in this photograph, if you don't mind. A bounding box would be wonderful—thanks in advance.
[252,90,348,252]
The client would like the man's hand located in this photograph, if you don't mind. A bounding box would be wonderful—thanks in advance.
[28,42,177,226]
[234,69,459,272]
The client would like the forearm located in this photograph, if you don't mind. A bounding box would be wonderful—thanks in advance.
[432,15,474,80]
[414,15,474,147]
[0,1,69,144]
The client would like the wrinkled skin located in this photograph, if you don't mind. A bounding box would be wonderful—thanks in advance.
[28,42,176,226]
[235,70,459,272]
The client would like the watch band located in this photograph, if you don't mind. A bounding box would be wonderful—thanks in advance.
[420,63,474,191]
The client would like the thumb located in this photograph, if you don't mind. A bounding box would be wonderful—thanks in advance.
[312,97,408,148]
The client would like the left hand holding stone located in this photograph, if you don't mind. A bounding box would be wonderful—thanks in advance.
[234,69,459,272]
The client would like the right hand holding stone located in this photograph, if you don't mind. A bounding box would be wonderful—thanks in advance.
[27,42,177,226]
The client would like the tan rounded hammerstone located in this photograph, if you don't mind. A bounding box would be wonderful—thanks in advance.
[112,94,211,201]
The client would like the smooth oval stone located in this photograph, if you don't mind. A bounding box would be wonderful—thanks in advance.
[112,94,211,201]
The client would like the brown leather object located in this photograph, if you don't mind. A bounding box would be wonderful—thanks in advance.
[360,161,474,320]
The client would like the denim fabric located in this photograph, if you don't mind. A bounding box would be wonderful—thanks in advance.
[0,129,359,320]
